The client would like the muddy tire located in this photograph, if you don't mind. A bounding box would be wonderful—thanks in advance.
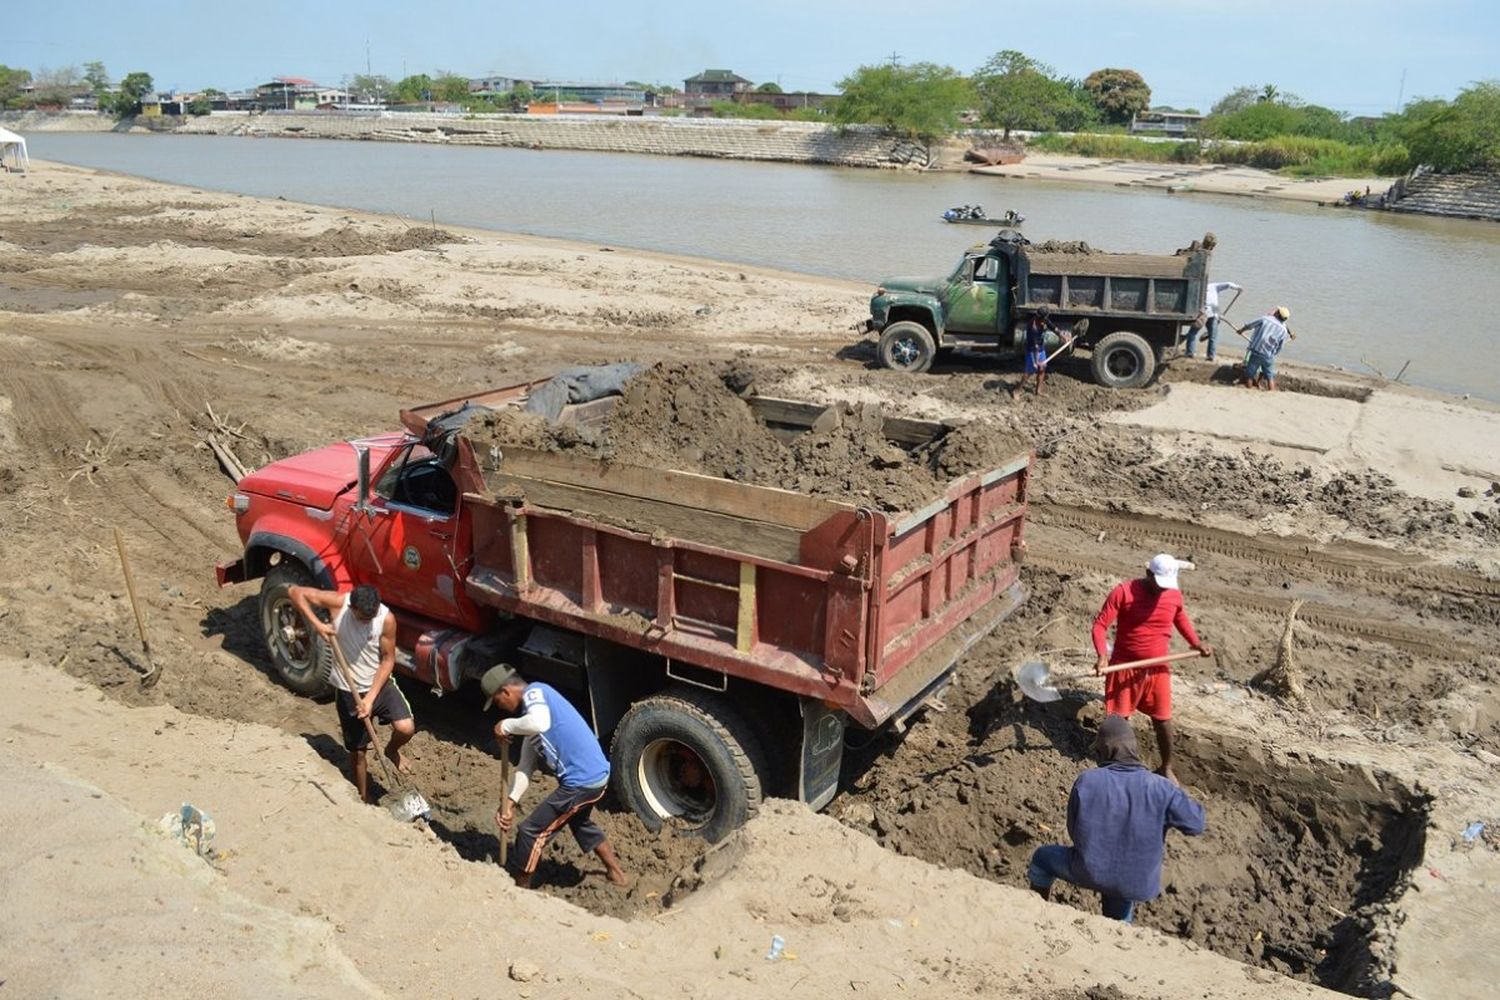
[1090,331,1157,389]
[878,321,937,374]
[610,687,767,843]
[259,561,332,696]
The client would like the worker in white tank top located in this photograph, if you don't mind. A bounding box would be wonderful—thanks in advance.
[290,582,415,803]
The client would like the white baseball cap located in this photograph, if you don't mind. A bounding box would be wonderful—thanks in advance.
[1147,553,1180,590]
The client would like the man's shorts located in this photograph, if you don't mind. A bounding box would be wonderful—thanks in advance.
[1104,665,1172,721]
[1244,349,1276,382]
[1025,348,1047,374]
[335,681,413,752]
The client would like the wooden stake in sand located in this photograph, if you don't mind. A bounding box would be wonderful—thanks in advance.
[1252,598,1306,704]
[113,526,161,688]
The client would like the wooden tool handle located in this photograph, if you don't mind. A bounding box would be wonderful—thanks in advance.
[499,753,513,867]
[114,527,153,656]
[327,628,397,782]
[1099,649,1206,676]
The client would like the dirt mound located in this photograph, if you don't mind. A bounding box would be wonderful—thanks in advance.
[468,362,1029,512]
[1047,432,1499,546]
[300,224,458,257]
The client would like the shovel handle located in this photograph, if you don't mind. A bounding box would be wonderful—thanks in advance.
[326,628,399,783]
[1099,649,1207,676]
[499,753,513,867]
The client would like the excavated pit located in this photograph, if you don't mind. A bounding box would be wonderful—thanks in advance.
[836,693,1431,997]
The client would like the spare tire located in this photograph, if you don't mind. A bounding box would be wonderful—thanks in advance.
[1090,331,1157,389]
[610,686,767,843]
[878,321,937,374]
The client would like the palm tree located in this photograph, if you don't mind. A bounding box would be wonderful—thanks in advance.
[1258,84,1279,104]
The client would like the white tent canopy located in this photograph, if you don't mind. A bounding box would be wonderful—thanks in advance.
[0,127,30,172]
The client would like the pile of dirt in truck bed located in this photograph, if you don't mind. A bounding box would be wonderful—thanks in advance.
[469,362,1028,512]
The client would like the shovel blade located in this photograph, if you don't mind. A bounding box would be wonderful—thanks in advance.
[387,790,431,823]
[1014,660,1062,703]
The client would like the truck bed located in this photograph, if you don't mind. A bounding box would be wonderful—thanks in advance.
[426,387,1031,729]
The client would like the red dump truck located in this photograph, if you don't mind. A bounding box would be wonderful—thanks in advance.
[218,377,1030,839]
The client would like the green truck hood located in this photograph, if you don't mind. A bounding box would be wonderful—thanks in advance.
[879,275,944,296]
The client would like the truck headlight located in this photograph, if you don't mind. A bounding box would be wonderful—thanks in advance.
[227,493,250,514]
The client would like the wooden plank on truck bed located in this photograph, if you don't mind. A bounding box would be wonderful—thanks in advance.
[489,446,852,530]
[483,472,809,564]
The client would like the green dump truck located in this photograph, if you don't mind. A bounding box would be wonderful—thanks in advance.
[859,232,1213,389]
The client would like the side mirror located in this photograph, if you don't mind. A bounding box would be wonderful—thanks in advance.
[355,445,371,513]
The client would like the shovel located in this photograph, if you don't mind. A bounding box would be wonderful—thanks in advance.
[327,633,432,823]
[1014,649,1207,704]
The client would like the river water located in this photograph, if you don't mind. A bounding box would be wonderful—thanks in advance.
[29,132,1500,401]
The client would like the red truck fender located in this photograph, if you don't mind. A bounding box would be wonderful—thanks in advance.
[220,529,347,591]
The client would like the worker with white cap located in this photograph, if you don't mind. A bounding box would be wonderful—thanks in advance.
[1090,554,1212,782]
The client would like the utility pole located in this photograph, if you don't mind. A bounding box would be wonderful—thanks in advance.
[887,51,901,67]
[366,39,372,77]
[1396,67,1406,113]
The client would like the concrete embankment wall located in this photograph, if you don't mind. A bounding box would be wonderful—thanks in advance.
[0,110,936,169]
[1386,168,1500,222]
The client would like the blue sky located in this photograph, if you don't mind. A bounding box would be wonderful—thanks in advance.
[5,0,1494,112]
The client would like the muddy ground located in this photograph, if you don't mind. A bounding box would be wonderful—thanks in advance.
[3,162,1498,997]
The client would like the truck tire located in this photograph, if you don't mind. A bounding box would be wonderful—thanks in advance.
[610,686,768,843]
[1090,331,1157,389]
[259,561,333,696]
[878,321,937,374]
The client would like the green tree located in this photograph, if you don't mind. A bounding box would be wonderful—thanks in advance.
[83,60,109,96]
[973,50,1097,137]
[1259,83,1279,104]
[832,61,970,142]
[350,74,391,101]
[1403,81,1500,171]
[511,81,534,108]
[103,71,153,117]
[1083,68,1151,124]
[187,97,213,116]
[0,65,31,108]
[432,72,471,103]
[1211,86,1259,117]
[756,81,783,94]
[392,74,433,103]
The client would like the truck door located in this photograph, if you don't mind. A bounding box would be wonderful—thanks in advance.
[943,253,1006,335]
[358,443,469,622]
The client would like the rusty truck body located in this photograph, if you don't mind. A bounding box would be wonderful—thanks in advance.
[218,377,1031,839]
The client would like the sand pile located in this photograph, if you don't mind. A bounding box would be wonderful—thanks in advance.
[468,362,1028,511]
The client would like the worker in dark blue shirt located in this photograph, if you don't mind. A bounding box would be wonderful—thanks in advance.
[1028,714,1206,922]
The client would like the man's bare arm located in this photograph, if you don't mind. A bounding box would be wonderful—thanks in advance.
[288,586,341,638]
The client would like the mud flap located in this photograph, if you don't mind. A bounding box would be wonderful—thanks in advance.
[215,558,247,587]
[798,698,846,811]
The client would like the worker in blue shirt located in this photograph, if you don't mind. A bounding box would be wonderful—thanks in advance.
[1028,715,1206,922]
[483,666,628,889]
[1024,306,1060,396]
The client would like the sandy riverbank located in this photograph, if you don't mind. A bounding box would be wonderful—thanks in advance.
[970,153,1391,204]
[2,160,1498,998]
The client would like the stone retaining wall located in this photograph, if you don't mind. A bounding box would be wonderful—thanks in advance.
[158,111,933,168]
[1386,167,1500,222]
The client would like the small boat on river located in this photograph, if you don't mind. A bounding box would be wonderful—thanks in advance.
[942,206,1024,226]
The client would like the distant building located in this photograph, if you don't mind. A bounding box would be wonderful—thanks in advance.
[532,81,646,104]
[1129,109,1203,136]
[683,69,751,99]
[735,90,835,113]
[255,77,346,111]
[469,75,533,94]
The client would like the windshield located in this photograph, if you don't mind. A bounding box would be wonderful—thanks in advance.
[950,256,972,281]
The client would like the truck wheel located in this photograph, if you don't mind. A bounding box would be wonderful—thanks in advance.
[878,322,937,374]
[610,687,767,843]
[259,562,332,696]
[1090,331,1157,389]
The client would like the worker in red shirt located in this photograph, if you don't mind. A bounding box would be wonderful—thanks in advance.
[1091,554,1212,783]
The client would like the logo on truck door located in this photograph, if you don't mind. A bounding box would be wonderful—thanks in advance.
[402,545,421,570]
